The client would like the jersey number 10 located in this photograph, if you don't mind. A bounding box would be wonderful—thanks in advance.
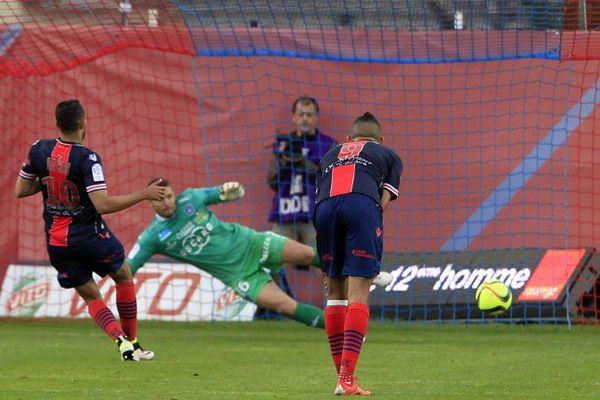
[42,176,80,207]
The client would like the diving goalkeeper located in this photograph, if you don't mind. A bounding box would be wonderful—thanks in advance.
[126,179,327,328]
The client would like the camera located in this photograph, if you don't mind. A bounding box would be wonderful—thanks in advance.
[274,134,304,160]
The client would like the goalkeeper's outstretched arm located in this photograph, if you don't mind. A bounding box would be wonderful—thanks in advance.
[218,181,245,202]
[126,238,155,276]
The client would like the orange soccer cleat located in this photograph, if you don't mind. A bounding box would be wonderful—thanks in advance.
[334,378,371,396]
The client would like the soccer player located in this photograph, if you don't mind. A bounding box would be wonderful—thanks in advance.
[314,112,403,396]
[15,99,167,361]
[126,179,326,328]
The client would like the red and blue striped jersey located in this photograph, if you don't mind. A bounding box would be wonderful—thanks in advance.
[19,138,109,247]
[316,140,402,206]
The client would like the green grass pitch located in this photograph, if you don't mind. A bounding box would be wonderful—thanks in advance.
[1,318,599,399]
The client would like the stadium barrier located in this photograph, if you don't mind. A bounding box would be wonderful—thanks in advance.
[375,248,598,321]
[0,263,256,321]
[3,247,598,324]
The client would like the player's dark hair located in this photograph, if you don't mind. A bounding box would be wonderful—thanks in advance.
[353,112,380,127]
[147,178,170,187]
[351,112,382,140]
[55,99,85,132]
[292,96,319,114]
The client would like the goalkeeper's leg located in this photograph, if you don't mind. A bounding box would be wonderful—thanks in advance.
[279,237,319,267]
[255,281,324,328]
[281,240,391,287]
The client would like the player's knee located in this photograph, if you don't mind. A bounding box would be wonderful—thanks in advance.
[299,246,315,265]
[111,265,132,284]
[270,302,286,315]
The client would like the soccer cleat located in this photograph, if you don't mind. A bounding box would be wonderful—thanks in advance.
[334,378,371,396]
[131,338,155,361]
[116,336,139,362]
[372,271,392,287]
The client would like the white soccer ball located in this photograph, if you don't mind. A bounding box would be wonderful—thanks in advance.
[373,271,392,287]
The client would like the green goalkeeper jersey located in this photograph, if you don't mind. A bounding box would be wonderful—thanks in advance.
[127,186,257,287]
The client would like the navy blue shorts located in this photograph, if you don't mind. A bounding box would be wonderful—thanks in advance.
[47,232,125,288]
[314,193,383,278]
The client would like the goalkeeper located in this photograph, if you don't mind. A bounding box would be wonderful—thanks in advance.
[126,179,326,328]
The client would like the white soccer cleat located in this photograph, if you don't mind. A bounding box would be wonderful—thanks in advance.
[132,339,155,361]
[133,348,155,361]
[372,271,392,287]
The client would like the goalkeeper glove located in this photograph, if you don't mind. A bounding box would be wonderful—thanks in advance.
[219,181,245,201]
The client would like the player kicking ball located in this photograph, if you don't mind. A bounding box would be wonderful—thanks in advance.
[315,112,403,395]
[15,99,164,362]
[126,179,391,329]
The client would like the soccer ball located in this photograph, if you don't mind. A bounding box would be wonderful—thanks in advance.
[475,280,512,316]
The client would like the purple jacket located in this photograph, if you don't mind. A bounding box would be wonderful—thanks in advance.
[267,129,337,223]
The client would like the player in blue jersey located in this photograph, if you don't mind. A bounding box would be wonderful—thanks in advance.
[15,99,166,361]
[315,112,403,396]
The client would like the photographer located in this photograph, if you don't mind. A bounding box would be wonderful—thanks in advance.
[259,97,337,317]
[267,97,337,246]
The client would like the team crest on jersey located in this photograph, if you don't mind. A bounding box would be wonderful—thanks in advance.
[158,228,172,241]
[184,204,194,215]
[88,153,97,161]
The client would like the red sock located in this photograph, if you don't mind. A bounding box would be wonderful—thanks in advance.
[325,303,348,374]
[88,299,124,341]
[116,281,137,340]
[339,302,370,383]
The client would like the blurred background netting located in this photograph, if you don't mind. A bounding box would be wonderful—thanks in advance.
[2,1,600,323]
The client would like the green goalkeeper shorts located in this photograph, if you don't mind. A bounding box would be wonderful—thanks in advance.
[231,231,288,302]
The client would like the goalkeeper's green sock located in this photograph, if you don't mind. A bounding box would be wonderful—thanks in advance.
[292,302,325,328]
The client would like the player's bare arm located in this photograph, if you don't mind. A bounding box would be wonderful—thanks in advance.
[14,176,42,198]
[380,189,393,211]
[219,181,245,201]
[89,179,167,214]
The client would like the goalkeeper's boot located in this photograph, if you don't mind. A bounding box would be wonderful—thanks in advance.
[131,338,155,361]
[334,377,371,396]
[372,271,392,287]
[116,336,139,362]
